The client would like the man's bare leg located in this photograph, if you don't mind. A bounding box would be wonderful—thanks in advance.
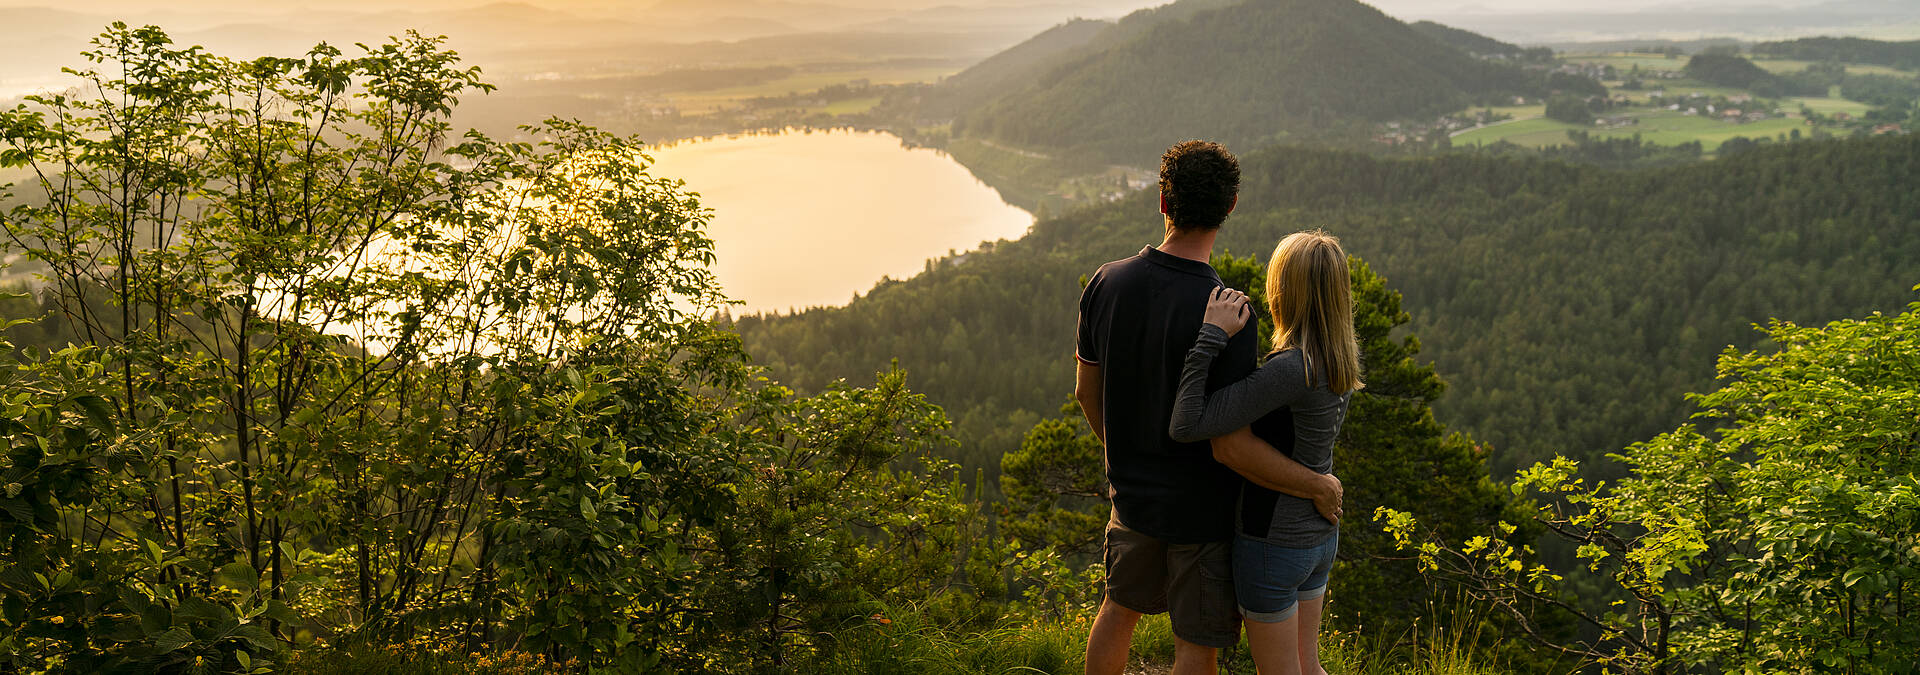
[1171,636,1219,675]
[1086,598,1143,675]
[1244,615,1303,675]
[1294,596,1328,675]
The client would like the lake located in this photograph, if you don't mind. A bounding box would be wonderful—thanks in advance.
[646,129,1032,314]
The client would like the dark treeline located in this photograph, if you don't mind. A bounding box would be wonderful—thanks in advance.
[1682,53,1829,98]
[1475,131,1705,169]
[734,134,1920,483]
[1752,36,1920,70]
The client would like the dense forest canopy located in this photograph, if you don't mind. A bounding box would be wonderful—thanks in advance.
[1751,36,1920,70]
[1682,53,1824,97]
[735,135,1920,484]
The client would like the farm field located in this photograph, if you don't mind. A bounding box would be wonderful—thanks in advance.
[1789,95,1876,116]
[1563,53,1915,79]
[1454,110,1807,152]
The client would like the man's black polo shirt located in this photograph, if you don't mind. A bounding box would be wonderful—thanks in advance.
[1076,245,1259,544]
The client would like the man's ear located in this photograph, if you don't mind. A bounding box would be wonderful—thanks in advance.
[1228,195,1239,215]
[1159,192,1168,215]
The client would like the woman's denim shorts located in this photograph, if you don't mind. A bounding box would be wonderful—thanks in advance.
[1231,532,1338,623]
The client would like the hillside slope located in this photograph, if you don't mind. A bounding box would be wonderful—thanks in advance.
[733,135,1920,479]
[1408,20,1529,60]
[950,0,1537,161]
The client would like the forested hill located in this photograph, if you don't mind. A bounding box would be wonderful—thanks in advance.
[910,18,1109,120]
[1752,36,1920,69]
[947,0,1539,162]
[732,135,1920,480]
[1407,20,1530,60]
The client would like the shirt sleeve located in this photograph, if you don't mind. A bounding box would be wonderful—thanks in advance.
[1075,270,1102,365]
[1168,324,1310,443]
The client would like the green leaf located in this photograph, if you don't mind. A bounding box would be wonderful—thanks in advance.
[231,624,277,649]
[72,395,117,435]
[0,497,35,525]
[216,563,258,592]
[174,596,233,624]
[153,626,194,653]
[261,599,299,625]
[141,603,171,635]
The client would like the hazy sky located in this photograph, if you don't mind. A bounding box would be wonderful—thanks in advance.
[0,0,1838,16]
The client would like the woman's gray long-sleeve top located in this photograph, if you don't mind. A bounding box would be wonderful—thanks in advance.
[1169,323,1350,547]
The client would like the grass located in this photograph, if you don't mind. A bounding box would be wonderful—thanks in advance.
[806,613,1090,674]
[1455,109,1811,152]
[284,642,570,674]
[1452,117,1584,147]
[1789,96,1876,116]
[285,607,1518,674]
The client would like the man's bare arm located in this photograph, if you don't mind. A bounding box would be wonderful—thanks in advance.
[1210,427,1342,523]
[1074,359,1107,446]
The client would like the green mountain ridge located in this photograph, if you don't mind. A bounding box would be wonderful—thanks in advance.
[1408,19,1532,60]
[946,0,1540,162]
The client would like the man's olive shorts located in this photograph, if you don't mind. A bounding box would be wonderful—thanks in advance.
[1102,512,1240,649]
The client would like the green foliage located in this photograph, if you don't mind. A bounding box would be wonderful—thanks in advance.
[1545,72,1608,97]
[1380,293,1920,673]
[1684,53,1826,98]
[1751,37,1920,71]
[0,24,987,673]
[997,405,1107,558]
[1544,94,1593,124]
[1477,131,1704,170]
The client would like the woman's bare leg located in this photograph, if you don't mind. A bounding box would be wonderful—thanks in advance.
[1243,615,1302,675]
[1293,595,1328,675]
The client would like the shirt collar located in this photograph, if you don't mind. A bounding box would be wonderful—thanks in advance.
[1140,245,1219,279]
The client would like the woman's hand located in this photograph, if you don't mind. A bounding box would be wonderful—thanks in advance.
[1203,287,1251,337]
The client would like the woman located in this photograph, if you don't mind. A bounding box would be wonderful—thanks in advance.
[1167,230,1362,675]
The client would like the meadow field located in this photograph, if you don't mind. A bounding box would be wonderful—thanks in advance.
[1455,110,1807,151]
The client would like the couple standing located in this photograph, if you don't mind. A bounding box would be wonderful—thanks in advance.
[1074,141,1360,675]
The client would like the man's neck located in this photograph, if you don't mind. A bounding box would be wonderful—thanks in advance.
[1158,226,1216,263]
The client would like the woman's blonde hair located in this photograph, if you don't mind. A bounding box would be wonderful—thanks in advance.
[1265,231,1363,395]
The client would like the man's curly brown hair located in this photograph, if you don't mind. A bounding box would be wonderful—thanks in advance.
[1159,140,1240,231]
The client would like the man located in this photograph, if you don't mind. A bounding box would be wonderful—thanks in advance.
[1074,141,1343,675]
